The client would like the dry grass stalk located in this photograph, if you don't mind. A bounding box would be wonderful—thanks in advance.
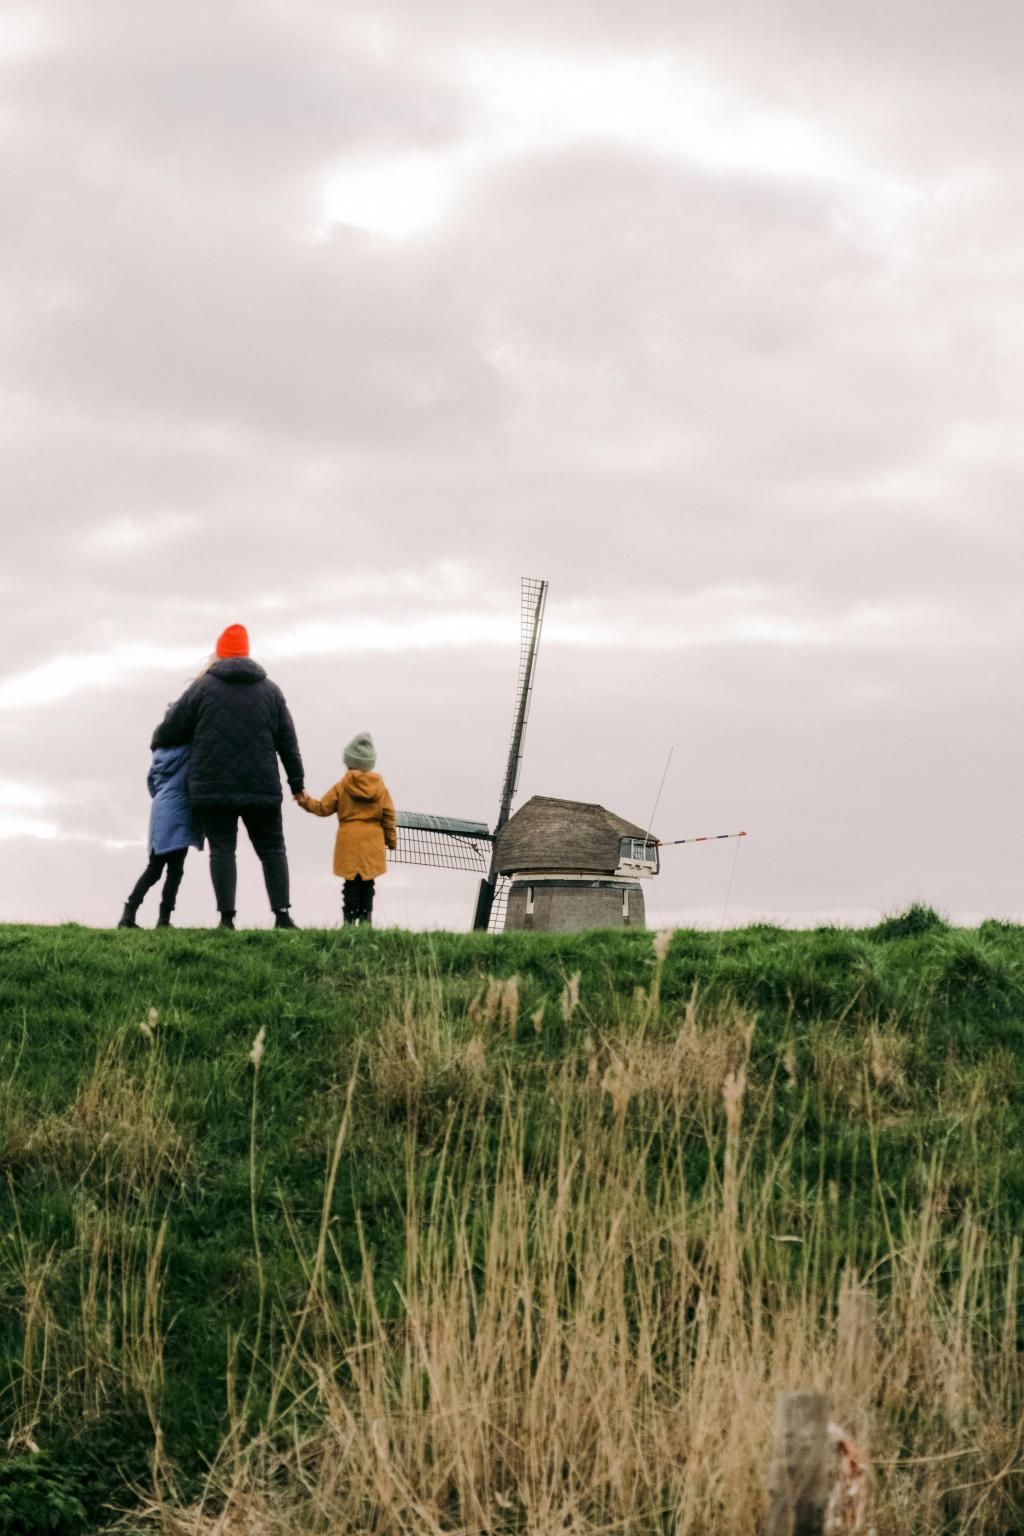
[145,1010,1019,1536]
[5,1001,1019,1536]
[499,975,520,1036]
[369,992,491,1112]
[465,974,520,1035]
[5,1031,189,1191]
[560,972,581,1022]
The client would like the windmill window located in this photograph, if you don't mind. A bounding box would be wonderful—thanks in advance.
[622,889,629,917]
[621,838,657,863]
[526,886,535,914]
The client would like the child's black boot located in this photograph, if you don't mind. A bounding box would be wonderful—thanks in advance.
[117,902,140,929]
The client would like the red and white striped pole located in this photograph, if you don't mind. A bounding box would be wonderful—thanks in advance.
[659,831,747,846]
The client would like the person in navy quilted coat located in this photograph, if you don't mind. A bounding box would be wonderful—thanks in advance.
[150,624,306,929]
[117,743,203,929]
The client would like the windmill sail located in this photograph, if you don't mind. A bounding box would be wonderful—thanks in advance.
[498,577,549,827]
[487,874,511,934]
[473,576,549,931]
[385,577,549,935]
[392,812,492,873]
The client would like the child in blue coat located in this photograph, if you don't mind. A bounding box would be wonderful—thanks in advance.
[118,745,204,928]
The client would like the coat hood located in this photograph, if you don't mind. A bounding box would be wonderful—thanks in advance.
[209,658,267,684]
[344,770,385,803]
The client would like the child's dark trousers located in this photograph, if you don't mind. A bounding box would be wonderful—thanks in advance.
[343,876,374,925]
[126,848,187,915]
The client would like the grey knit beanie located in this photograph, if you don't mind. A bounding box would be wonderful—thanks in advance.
[344,732,377,770]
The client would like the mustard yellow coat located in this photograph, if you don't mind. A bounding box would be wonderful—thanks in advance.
[302,770,397,880]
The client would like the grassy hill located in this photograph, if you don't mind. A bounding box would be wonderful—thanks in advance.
[1,912,1022,1534]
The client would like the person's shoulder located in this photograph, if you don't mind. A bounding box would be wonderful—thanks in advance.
[265,678,290,717]
[254,672,283,700]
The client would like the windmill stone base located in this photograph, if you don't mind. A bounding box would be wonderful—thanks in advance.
[504,877,646,933]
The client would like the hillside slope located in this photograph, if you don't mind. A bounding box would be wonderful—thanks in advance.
[1,914,1022,1533]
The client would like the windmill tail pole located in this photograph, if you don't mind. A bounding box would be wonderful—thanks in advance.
[659,831,748,846]
[473,877,497,932]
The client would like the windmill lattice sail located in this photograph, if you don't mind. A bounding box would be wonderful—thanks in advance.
[392,813,492,873]
[386,576,549,933]
[474,576,549,930]
[487,875,511,934]
[498,576,549,827]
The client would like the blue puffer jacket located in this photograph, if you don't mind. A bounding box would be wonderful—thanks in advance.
[148,746,204,855]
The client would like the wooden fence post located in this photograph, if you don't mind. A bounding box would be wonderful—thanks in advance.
[764,1391,831,1536]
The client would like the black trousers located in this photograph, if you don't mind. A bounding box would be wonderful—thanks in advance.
[199,805,290,915]
[127,848,188,912]
[342,875,374,924]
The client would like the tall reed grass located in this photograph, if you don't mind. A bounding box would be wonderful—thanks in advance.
[137,997,1020,1534]
[2,930,1021,1533]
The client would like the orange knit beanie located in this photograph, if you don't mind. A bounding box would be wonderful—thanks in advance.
[215,624,249,659]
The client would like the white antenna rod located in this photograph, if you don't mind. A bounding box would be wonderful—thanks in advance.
[644,746,674,846]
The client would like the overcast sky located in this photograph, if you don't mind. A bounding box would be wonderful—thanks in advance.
[3,0,1022,930]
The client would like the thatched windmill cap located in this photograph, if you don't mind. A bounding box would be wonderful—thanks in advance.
[493,795,651,875]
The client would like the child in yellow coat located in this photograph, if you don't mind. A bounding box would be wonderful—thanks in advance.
[298,732,397,926]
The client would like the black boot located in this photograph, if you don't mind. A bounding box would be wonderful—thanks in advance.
[274,909,298,930]
[156,901,174,928]
[117,903,140,929]
[218,912,236,930]
[342,887,357,926]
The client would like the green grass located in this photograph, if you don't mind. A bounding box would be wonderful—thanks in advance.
[0,912,1022,1532]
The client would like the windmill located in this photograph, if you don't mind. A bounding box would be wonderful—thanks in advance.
[393,577,744,932]
[392,577,549,932]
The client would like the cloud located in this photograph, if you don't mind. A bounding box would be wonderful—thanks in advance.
[0,811,60,840]
[2,0,1023,926]
[459,47,865,184]
[317,45,897,242]
[320,148,475,241]
[0,583,967,713]
[0,8,50,68]
[87,514,200,554]
[0,645,197,710]
[0,779,52,809]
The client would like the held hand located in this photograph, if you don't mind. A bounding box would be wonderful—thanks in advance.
[293,792,308,807]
